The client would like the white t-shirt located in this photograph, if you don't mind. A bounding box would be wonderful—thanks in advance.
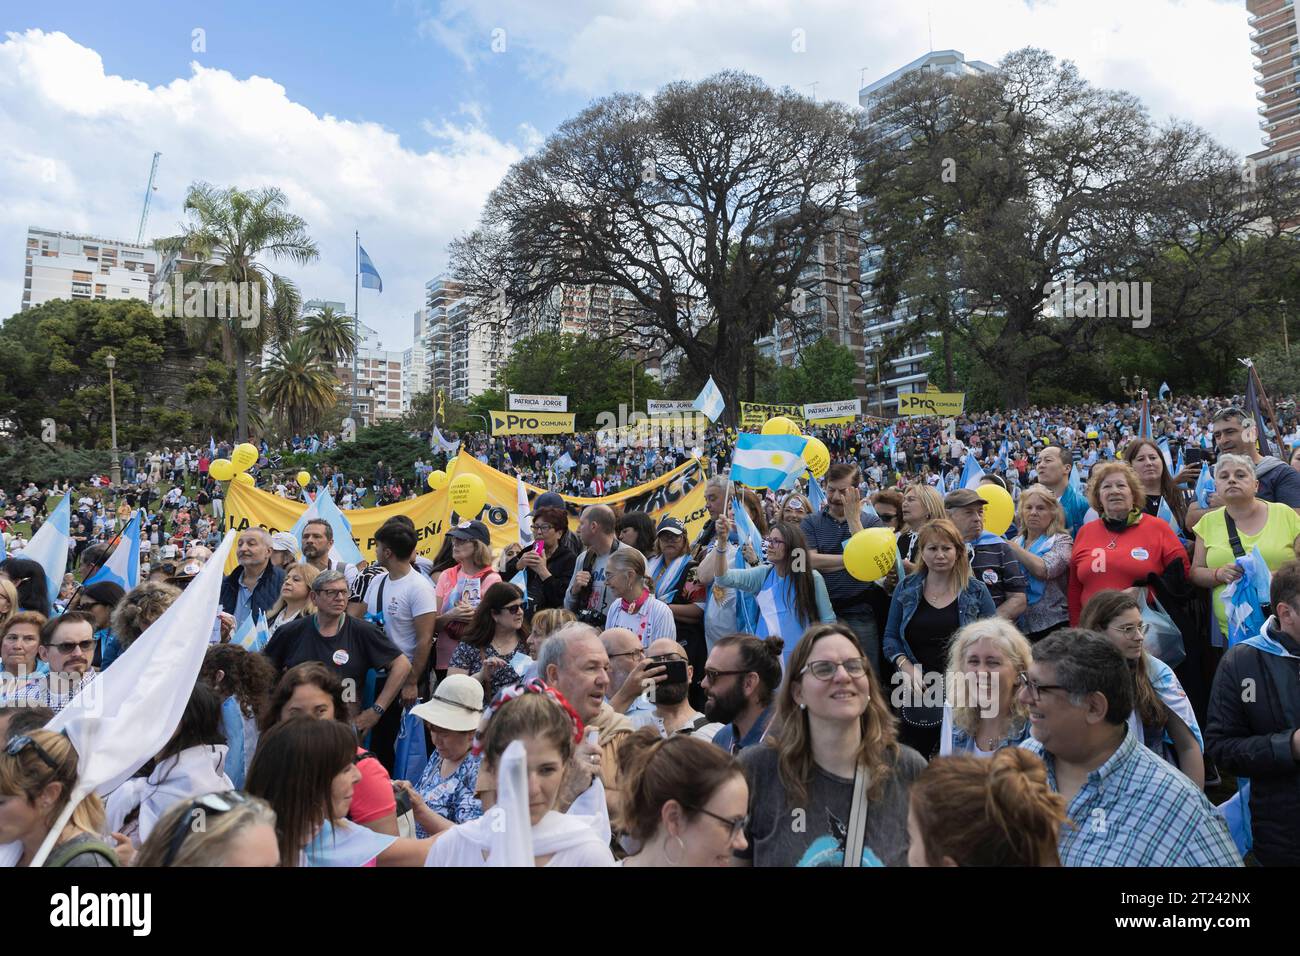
[358,567,439,661]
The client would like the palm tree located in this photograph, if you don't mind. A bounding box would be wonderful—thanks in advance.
[259,338,341,436]
[302,305,357,365]
[156,183,319,441]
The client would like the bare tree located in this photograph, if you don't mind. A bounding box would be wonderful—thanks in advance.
[449,71,861,422]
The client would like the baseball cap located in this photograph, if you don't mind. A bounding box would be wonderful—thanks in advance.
[270,531,299,556]
[529,492,565,515]
[447,520,490,546]
[655,516,686,537]
[943,488,987,510]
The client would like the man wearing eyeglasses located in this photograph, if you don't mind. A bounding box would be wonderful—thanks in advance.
[703,634,782,755]
[601,627,658,721]
[13,612,99,716]
[1018,629,1241,867]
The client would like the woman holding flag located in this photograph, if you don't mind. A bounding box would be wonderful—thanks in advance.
[1191,454,1300,641]
[697,515,833,665]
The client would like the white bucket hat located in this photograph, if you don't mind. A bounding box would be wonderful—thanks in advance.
[411,675,485,732]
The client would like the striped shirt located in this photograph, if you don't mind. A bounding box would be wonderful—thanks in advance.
[1021,728,1242,867]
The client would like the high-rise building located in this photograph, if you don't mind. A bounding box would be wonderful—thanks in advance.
[858,51,996,413]
[20,227,159,313]
[1249,0,1300,163]
[755,210,865,396]
[335,347,405,424]
[422,275,509,404]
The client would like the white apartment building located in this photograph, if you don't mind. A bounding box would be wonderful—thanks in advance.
[21,227,159,313]
[858,51,995,413]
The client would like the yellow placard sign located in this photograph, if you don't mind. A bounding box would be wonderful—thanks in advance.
[489,410,576,435]
[738,402,806,427]
[897,391,966,417]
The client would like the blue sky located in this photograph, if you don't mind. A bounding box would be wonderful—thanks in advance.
[0,0,1263,349]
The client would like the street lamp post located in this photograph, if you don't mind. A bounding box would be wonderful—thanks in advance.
[105,353,121,486]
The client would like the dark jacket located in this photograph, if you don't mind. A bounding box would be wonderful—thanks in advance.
[219,562,286,620]
[1204,619,1300,866]
[503,540,578,611]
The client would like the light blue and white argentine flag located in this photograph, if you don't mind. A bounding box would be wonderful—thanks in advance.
[235,609,271,653]
[1225,546,1272,648]
[731,497,765,557]
[26,493,70,608]
[1195,462,1215,509]
[291,486,365,565]
[84,511,142,592]
[807,475,827,513]
[960,454,985,490]
[730,434,809,490]
[693,376,725,423]
[358,244,383,292]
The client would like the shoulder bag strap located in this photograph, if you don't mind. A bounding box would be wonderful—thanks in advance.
[1223,510,1247,559]
[842,762,870,869]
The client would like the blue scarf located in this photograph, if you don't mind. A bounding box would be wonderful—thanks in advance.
[1016,534,1057,606]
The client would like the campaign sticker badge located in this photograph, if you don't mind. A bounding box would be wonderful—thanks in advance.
[332,649,350,666]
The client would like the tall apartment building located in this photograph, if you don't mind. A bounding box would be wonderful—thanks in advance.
[335,346,405,424]
[858,51,995,413]
[21,227,158,313]
[755,210,866,397]
[1249,0,1300,163]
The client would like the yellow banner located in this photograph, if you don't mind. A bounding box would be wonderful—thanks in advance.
[898,391,966,416]
[489,410,576,435]
[449,455,711,550]
[223,458,711,572]
[739,402,805,427]
[222,483,450,573]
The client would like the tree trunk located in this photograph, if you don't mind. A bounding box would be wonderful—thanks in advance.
[745,343,757,403]
[942,328,955,391]
[235,336,248,442]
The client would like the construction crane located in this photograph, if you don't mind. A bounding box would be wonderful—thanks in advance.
[136,151,161,245]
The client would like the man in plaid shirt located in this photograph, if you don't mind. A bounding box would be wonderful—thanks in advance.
[12,612,100,716]
[1019,629,1241,867]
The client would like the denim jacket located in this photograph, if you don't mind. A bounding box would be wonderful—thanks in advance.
[882,572,996,666]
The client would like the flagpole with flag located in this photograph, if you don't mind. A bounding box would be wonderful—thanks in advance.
[1241,358,1281,459]
[354,236,384,429]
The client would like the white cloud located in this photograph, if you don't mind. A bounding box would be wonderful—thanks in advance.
[0,29,526,350]
[420,0,1260,156]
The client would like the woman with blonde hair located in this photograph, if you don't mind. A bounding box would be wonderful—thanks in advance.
[0,577,18,634]
[908,749,1068,866]
[111,580,182,653]
[939,618,1033,756]
[526,607,575,659]
[883,518,996,757]
[1006,485,1073,641]
[898,483,946,573]
[0,729,117,867]
[135,791,280,867]
[737,622,925,867]
[1068,460,1187,624]
[266,562,320,634]
[779,492,813,527]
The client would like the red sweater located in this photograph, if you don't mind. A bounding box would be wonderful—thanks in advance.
[1068,514,1187,624]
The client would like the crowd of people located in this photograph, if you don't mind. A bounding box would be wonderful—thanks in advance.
[0,389,1298,867]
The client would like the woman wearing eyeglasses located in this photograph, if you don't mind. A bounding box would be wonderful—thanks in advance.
[449,583,532,696]
[0,729,119,867]
[697,517,833,666]
[1079,590,1204,786]
[618,728,748,867]
[737,623,925,867]
[504,506,577,611]
[135,791,280,867]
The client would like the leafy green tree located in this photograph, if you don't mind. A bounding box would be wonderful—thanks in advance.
[259,338,342,435]
[302,305,357,365]
[500,332,661,427]
[323,420,428,484]
[156,183,319,441]
[771,338,861,405]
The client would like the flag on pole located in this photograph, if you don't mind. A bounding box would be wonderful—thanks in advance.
[1195,462,1215,509]
[209,435,217,458]
[693,376,726,423]
[234,609,271,653]
[730,434,809,490]
[1243,361,1276,458]
[508,567,530,605]
[1068,463,1084,498]
[731,497,765,558]
[807,474,828,513]
[290,486,365,565]
[358,245,383,292]
[15,530,237,867]
[555,452,576,472]
[1157,437,1173,475]
[1158,381,1170,400]
[516,477,533,546]
[83,511,142,592]
[1138,393,1153,440]
[960,454,985,490]
[1175,444,1185,478]
[25,493,70,608]
[935,468,947,497]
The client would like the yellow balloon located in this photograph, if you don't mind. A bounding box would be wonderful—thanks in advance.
[801,436,830,479]
[843,528,897,583]
[427,469,448,491]
[233,472,255,487]
[208,459,234,482]
[978,484,1015,537]
[231,443,259,473]
[448,473,487,518]
[761,416,801,436]
[296,471,311,488]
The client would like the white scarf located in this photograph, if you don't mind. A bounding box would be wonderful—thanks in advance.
[104,744,233,844]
